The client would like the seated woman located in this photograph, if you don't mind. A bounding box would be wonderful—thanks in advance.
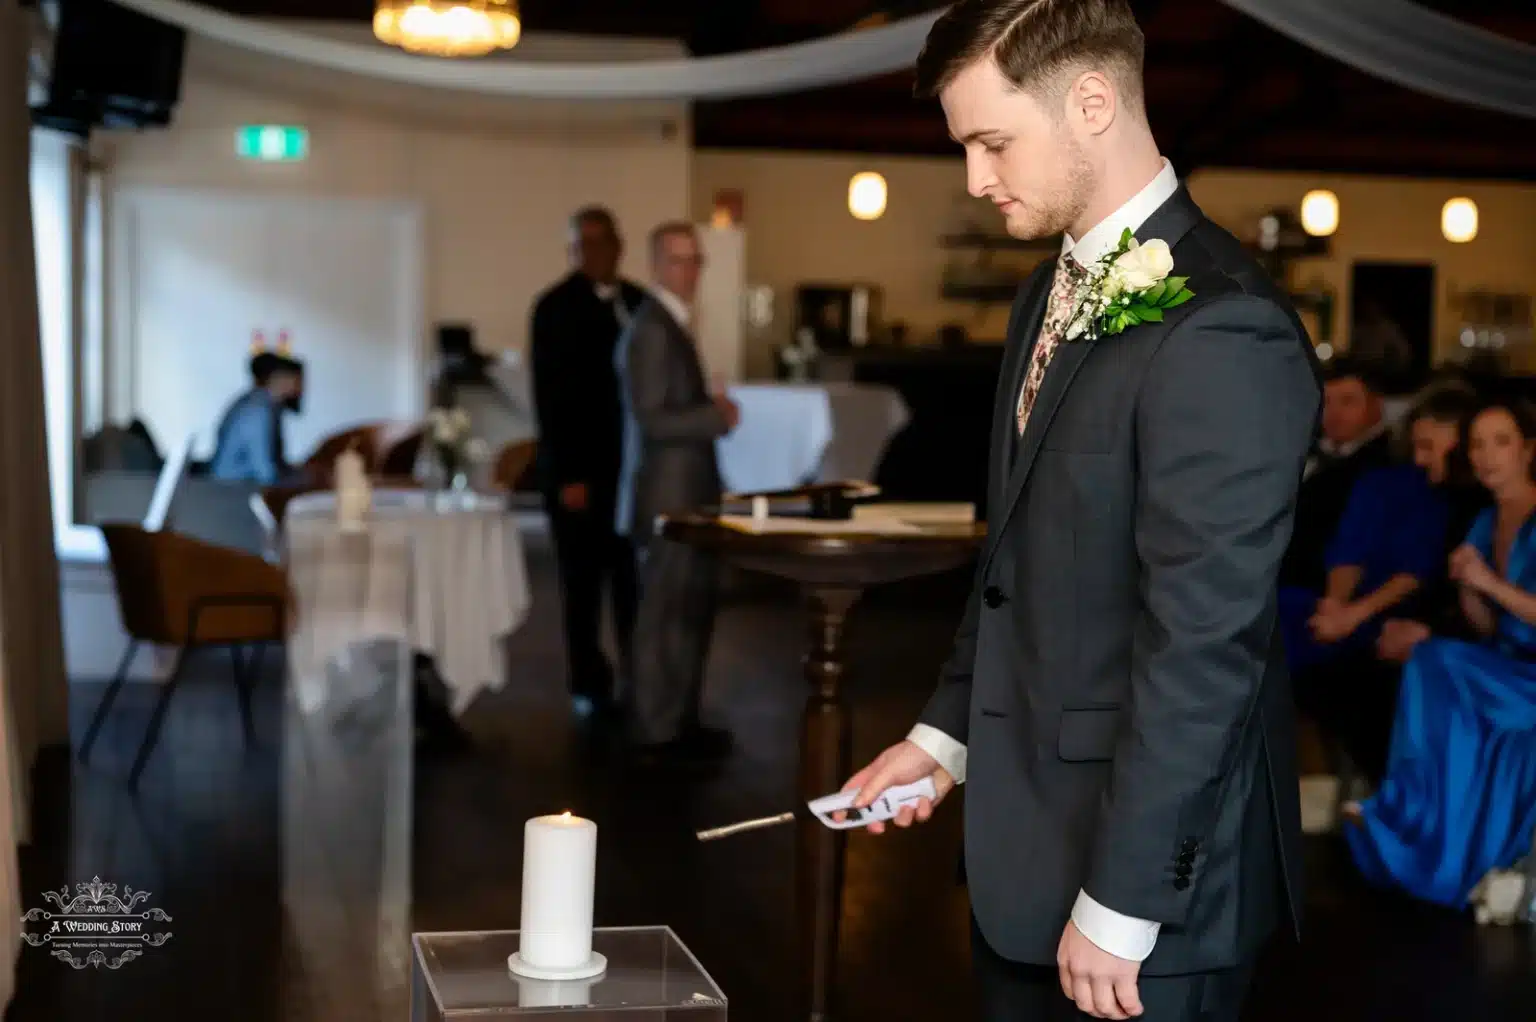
[1288,387,1485,783]
[209,350,307,485]
[1346,398,1536,908]
[1281,387,1478,674]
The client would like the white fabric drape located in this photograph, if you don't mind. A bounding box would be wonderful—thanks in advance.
[1224,0,1536,120]
[0,1,69,1004]
[109,0,942,100]
[1,0,74,1002]
[1,3,68,770]
[109,0,1534,116]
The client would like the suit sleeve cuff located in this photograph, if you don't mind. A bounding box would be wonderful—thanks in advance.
[907,724,966,785]
[1071,890,1160,962]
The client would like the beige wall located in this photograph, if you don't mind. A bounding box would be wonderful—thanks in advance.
[692,150,1019,354]
[694,149,1535,368]
[103,35,692,356]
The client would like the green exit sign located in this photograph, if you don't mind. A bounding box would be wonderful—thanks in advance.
[235,125,309,162]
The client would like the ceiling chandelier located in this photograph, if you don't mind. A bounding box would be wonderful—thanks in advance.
[373,0,522,58]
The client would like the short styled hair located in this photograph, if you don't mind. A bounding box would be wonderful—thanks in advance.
[648,220,697,262]
[570,205,617,236]
[1322,355,1385,395]
[913,0,1146,109]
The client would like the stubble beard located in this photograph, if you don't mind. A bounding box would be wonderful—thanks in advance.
[1002,135,1096,243]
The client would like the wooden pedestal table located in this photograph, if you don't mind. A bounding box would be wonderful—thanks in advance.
[660,513,985,1022]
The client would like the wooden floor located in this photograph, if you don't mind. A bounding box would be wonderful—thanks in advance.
[11,538,1536,1021]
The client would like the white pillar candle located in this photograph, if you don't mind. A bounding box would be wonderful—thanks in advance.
[517,812,597,971]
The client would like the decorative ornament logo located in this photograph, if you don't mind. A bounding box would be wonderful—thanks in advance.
[20,877,172,969]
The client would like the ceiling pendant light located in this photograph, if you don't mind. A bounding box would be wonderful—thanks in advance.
[374,0,522,58]
[1299,189,1339,237]
[1441,197,1478,243]
[848,172,888,220]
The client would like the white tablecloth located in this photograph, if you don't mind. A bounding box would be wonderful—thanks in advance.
[285,489,531,715]
[717,382,910,494]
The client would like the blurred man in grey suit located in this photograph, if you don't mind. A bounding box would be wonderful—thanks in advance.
[615,222,740,763]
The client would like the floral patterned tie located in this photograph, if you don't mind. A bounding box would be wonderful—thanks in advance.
[1016,255,1089,436]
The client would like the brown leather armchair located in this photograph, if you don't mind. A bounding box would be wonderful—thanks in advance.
[78,524,293,787]
[492,440,538,492]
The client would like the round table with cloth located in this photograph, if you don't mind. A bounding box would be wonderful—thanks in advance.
[284,488,531,715]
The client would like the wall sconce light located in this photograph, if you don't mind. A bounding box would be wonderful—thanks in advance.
[1299,189,1338,237]
[1441,197,1478,243]
[848,172,887,220]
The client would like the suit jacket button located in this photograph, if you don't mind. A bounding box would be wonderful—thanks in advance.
[1173,876,1191,891]
[982,586,1007,609]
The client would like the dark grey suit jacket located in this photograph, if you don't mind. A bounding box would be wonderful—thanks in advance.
[613,298,730,540]
[924,187,1321,975]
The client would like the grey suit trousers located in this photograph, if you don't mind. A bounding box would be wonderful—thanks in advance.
[630,537,719,744]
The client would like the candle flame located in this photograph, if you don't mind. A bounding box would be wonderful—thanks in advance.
[561,811,572,819]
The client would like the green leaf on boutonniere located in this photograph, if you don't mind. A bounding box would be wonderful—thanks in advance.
[1162,287,1194,309]
[1134,305,1164,322]
[1142,281,1169,305]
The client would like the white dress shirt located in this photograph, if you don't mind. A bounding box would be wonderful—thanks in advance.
[908,158,1181,965]
[650,286,692,330]
[595,280,637,331]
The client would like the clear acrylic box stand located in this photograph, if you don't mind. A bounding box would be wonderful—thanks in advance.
[412,926,726,1020]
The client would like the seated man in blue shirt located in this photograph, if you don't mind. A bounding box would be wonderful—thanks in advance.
[209,351,306,485]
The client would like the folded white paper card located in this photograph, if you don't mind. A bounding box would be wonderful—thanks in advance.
[717,515,921,535]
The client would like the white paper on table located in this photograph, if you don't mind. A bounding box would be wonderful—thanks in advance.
[852,502,975,524]
[717,514,921,535]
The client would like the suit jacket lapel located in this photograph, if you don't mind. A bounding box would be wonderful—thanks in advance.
[986,186,1207,570]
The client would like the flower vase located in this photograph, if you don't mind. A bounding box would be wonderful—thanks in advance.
[449,469,471,507]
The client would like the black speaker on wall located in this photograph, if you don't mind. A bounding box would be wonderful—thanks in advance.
[31,0,187,137]
[1349,261,1435,395]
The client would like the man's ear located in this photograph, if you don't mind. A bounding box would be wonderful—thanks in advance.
[1070,70,1117,136]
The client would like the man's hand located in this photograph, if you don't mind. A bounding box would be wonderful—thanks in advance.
[1058,921,1144,1019]
[714,394,741,431]
[1308,599,1367,644]
[1377,618,1431,663]
[836,740,953,835]
[559,482,588,511]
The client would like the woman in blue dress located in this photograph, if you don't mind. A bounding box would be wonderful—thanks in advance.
[1346,398,1536,908]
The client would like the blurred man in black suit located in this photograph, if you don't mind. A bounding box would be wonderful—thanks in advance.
[530,207,647,720]
[1280,356,1393,592]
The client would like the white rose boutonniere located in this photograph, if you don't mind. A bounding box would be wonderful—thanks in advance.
[1112,237,1175,291]
[1067,228,1194,340]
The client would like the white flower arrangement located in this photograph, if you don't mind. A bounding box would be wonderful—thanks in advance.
[426,406,491,487]
[428,407,472,446]
[1065,230,1193,341]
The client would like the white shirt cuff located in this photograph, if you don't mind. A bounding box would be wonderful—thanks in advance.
[1071,890,1160,962]
[906,724,967,784]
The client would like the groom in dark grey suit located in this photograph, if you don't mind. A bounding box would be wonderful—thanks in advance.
[615,222,740,763]
[843,3,1321,1020]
